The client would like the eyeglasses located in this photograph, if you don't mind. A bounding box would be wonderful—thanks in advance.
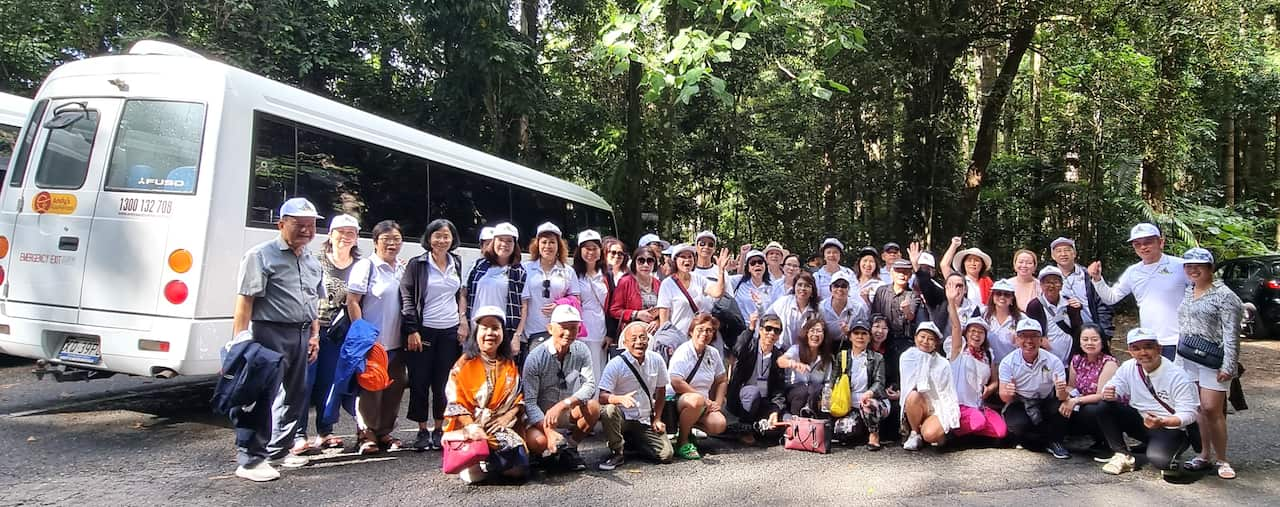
[762,325,782,334]
[378,236,403,244]
[542,279,551,298]
[636,257,656,265]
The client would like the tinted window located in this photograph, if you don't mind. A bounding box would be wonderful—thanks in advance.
[8,99,47,187]
[249,114,297,224]
[105,100,205,194]
[1243,261,1264,280]
[429,162,510,246]
[0,124,17,182]
[567,204,616,238]
[35,109,99,189]
[511,187,570,242]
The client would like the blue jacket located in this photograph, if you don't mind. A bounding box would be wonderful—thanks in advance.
[324,319,378,422]
[211,338,282,415]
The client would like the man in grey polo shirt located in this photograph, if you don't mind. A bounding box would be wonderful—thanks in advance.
[231,197,324,482]
[522,304,601,471]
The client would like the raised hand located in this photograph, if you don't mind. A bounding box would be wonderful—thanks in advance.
[1087,261,1103,281]
[908,241,922,265]
[950,237,963,249]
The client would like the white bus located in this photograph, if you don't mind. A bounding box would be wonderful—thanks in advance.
[0,41,615,379]
[0,92,33,189]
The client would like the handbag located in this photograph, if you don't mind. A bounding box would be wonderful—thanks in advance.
[441,435,491,474]
[1176,333,1224,370]
[783,416,832,454]
[829,350,852,417]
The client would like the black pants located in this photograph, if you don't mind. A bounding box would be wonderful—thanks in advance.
[1003,397,1068,448]
[785,383,824,417]
[1097,401,1199,469]
[404,325,460,423]
[1066,401,1107,443]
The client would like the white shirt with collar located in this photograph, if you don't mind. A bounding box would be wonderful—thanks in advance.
[814,265,854,300]
[521,260,579,335]
[421,254,461,329]
[599,351,670,423]
[820,296,868,342]
[1104,357,1200,428]
[1057,263,1094,323]
[348,255,406,350]
[1093,254,1188,346]
[998,348,1066,399]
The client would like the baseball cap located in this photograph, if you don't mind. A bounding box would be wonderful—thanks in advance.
[916,322,942,338]
[669,243,696,257]
[492,222,519,239]
[550,304,583,324]
[1037,265,1065,281]
[1049,237,1075,250]
[821,238,844,251]
[1182,247,1214,265]
[858,246,879,258]
[763,241,786,255]
[918,252,936,268]
[577,229,602,246]
[990,279,1015,293]
[478,226,495,242]
[892,259,913,271]
[1015,319,1043,335]
[1127,223,1161,242]
[883,242,901,252]
[280,197,323,219]
[536,222,562,237]
[472,305,505,324]
[963,317,989,333]
[743,249,765,264]
[1126,327,1159,345]
[830,271,853,286]
[849,319,871,332]
[329,214,359,232]
[638,233,670,250]
[694,230,718,244]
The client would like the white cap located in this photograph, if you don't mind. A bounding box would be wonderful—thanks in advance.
[743,249,766,264]
[479,227,495,242]
[1126,327,1159,345]
[918,252,936,268]
[916,322,942,338]
[821,238,844,251]
[329,214,359,232]
[492,222,519,240]
[472,305,505,323]
[763,241,785,255]
[280,197,323,219]
[991,279,1015,293]
[550,304,582,324]
[669,243,696,257]
[1037,265,1064,281]
[830,271,853,287]
[1015,318,1043,335]
[1049,237,1075,250]
[536,222,562,237]
[638,233,670,249]
[1182,247,1214,265]
[694,230,717,244]
[963,317,989,332]
[577,229,602,246]
[1128,223,1161,242]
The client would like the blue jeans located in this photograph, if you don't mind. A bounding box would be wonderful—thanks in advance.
[296,327,343,440]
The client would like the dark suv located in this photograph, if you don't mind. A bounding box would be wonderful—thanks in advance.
[1217,255,1280,339]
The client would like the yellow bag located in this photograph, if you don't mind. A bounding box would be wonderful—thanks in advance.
[829,350,852,417]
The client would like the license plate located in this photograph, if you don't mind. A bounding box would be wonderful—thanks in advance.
[58,336,101,364]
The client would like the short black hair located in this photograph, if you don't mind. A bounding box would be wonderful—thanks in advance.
[461,316,514,360]
[421,219,460,251]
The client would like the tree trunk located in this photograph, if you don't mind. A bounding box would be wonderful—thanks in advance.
[955,25,1035,234]
[1225,113,1236,207]
[1273,110,1280,248]
[620,60,645,243]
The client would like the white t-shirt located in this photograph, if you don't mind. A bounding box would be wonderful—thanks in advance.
[998,349,1066,399]
[521,261,579,335]
[1036,295,1074,365]
[573,270,609,342]
[768,295,819,350]
[348,256,405,350]
[693,265,721,283]
[1094,254,1189,346]
[657,274,710,335]
[1104,357,1200,428]
[470,266,510,313]
[845,349,871,394]
[420,255,461,329]
[667,341,725,397]
[855,277,883,304]
[985,312,1021,364]
[599,351,670,423]
[728,274,774,321]
[952,352,991,408]
[813,265,854,301]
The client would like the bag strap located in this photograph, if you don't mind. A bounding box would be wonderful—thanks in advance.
[687,348,708,383]
[673,276,700,314]
[621,354,655,423]
[1137,365,1175,415]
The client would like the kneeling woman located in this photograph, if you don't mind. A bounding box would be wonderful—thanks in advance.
[833,319,890,450]
[899,322,960,450]
[442,306,528,484]
[668,314,729,460]
[777,318,834,417]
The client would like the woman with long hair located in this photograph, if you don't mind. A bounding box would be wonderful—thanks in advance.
[984,279,1024,364]
[776,318,834,416]
[768,271,821,350]
[463,223,528,359]
[573,230,611,385]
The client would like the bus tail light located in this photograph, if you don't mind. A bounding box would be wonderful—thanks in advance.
[138,339,170,352]
[163,280,188,304]
[0,236,8,259]
[168,249,193,273]
[0,266,5,286]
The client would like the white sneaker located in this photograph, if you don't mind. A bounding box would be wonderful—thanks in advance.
[1102,453,1135,475]
[692,428,708,439]
[903,432,923,451]
[235,461,280,482]
[269,454,309,469]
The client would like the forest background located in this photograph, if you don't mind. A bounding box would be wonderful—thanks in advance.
[3,0,1279,275]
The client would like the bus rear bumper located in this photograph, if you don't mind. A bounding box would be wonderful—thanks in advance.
[0,312,229,378]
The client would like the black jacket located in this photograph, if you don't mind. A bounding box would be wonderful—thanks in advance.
[727,328,787,419]
[838,348,888,399]
[399,252,463,337]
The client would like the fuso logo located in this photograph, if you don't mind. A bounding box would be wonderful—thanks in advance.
[32,192,52,214]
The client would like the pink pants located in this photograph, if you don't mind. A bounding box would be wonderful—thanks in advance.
[954,405,1007,439]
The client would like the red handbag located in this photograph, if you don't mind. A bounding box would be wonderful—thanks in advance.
[441,435,490,474]
[784,417,833,454]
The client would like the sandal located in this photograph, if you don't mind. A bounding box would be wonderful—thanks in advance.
[676,442,701,460]
[319,435,345,449]
[1182,456,1214,472]
[378,436,403,452]
[1217,462,1236,480]
[358,440,381,455]
[866,442,883,452]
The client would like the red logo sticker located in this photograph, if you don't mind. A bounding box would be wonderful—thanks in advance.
[33,192,51,214]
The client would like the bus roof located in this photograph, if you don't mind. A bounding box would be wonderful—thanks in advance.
[0,91,32,127]
[40,41,612,212]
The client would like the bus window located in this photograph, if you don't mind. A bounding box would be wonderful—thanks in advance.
[104,100,205,194]
[511,186,569,240]
[429,162,510,246]
[0,124,17,181]
[249,114,297,224]
[35,108,100,190]
[9,99,49,187]
[296,129,429,239]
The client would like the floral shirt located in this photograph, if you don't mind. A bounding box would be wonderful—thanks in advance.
[1177,281,1244,375]
[1069,353,1116,396]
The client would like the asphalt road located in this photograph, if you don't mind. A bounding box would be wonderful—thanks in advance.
[1,339,1278,506]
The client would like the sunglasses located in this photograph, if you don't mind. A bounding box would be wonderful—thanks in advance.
[542,279,551,298]
[762,325,782,334]
[608,250,625,257]
[748,259,765,266]
[636,257,656,265]
[832,283,850,289]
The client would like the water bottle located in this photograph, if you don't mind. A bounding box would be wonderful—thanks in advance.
[820,382,833,413]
